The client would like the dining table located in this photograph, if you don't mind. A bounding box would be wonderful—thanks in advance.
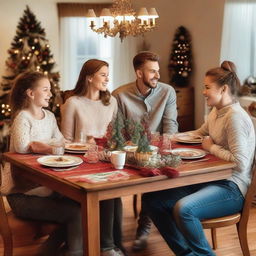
[3,143,236,256]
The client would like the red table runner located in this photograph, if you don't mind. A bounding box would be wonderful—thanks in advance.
[7,143,221,183]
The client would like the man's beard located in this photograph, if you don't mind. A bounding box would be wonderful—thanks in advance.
[143,77,158,89]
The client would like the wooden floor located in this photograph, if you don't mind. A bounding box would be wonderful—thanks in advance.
[1,195,256,256]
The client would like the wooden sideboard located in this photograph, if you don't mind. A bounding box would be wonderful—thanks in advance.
[175,86,194,132]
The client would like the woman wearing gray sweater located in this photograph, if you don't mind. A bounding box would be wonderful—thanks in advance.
[143,61,255,256]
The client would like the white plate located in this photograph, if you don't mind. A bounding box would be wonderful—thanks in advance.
[65,143,90,152]
[171,148,206,159]
[65,149,86,154]
[123,145,138,152]
[123,145,158,153]
[174,133,203,144]
[37,155,83,167]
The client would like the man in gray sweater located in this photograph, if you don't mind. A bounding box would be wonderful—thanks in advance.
[112,51,178,251]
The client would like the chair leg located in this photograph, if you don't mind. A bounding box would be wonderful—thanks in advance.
[211,228,217,250]
[237,222,250,256]
[133,194,138,219]
[3,239,13,256]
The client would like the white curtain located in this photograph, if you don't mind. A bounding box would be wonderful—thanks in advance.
[220,0,256,84]
[59,17,137,92]
[60,18,78,91]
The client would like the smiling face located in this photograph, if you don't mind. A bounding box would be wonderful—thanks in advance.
[203,76,224,108]
[88,65,109,92]
[137,60,160,89]
[26,78,52,108]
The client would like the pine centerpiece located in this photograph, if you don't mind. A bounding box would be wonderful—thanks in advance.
[135,134,154,164]
[106,111,126,150]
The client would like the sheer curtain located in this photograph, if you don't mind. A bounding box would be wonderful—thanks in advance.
[220,0,256,83]
[58,2,137,92]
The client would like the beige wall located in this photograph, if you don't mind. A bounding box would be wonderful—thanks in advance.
[0,0,225,128]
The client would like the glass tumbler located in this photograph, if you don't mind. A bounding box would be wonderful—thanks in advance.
[84,144,99,163]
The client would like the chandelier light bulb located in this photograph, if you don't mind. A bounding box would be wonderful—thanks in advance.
[148,8,159,26]
[137,7,149,25]
[86,9,97,27]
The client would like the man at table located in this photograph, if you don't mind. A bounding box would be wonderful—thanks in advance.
[112,51,178,251]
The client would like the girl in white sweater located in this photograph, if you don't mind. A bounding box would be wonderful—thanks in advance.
[7,71,83,256]
[143,61,255,256]
[61,59,124,256]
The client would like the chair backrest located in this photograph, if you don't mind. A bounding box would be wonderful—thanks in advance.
[0,165,13,256]
[61,90,74,104]
[239,159,256,226]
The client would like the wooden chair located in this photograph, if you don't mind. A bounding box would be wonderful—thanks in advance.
[0,166,59,256]
[201,162,256,255]
[61,90,74,104]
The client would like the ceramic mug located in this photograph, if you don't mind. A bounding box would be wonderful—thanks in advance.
[110,151,126,169]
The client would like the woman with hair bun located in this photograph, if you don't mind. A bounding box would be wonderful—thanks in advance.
[142,61,255,255]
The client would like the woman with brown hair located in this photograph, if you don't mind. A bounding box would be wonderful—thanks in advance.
[61,59,124,256]
[143,61,255,256]
[61,59,117,143]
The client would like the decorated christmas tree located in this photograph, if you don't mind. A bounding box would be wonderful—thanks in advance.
[168,26,192,87]
[0,5,62,120]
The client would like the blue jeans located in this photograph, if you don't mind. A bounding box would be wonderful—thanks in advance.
[143,180,244,256]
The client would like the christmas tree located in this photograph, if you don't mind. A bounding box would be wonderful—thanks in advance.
[107,111,126,150]
[0,5,62,120]
[168,26,192,87]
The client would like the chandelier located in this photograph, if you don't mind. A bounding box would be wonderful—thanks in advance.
[86,0,159,42]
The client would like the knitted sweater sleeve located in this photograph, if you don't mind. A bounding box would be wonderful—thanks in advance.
[11,114,32,153]
[209,112,251,171]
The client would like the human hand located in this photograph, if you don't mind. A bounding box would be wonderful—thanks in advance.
[29,141,53,154]
[87,136,96,144]
[202,136,214,152]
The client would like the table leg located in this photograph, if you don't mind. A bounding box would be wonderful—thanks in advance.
[81,192,100,256]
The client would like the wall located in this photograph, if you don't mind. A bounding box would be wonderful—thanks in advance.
[0,0,225,128]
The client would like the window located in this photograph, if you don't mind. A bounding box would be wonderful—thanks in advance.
[58,3,137,92]
[221,0,256,83]
[60,17,114,91]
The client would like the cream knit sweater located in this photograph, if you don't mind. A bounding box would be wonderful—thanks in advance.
[191,102,255,196]
[61,95,117,141]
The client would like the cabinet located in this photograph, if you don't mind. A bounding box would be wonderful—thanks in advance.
[175,86,194,132]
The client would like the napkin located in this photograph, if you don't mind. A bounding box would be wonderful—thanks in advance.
[160,167,179,178]
[138,166,179,178]
[139,167,162,177]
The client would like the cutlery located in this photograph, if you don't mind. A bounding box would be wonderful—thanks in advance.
[182,158,210,165]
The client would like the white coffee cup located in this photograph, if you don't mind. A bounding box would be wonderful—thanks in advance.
[110,151,126,169]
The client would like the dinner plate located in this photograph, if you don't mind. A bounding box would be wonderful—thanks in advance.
[65,149,86,154]
[65,143,90,152]
[37,155,83,167]
[170,148,206,159]
[174,133,203,144]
